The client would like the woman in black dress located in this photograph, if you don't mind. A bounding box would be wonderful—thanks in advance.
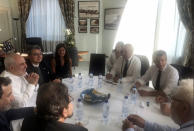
[51,43,72,79]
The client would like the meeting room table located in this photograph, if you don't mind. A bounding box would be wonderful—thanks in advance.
[11,75,179,131]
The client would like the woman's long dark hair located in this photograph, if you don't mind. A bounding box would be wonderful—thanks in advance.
[55,43,70,66]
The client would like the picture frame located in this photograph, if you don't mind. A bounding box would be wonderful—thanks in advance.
[90,19,99,26]
[79,19,87,26]
[104,8,124,30]
[78,26,87,33]
[78,1,100,18]
[90,27,99,33]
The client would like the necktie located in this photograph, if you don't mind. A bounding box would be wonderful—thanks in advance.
[155,70,162,90]
[123,60,128,77]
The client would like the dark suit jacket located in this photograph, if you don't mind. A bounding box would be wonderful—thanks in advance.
[21,115,88,131]
[0,107,34,131]
[26,59,55,85]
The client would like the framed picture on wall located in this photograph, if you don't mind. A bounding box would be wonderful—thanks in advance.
[79,19,87,26]
[104,8,124,30]
[78,26,87,33]
[78,1,100,18]
[90,19,99,26]
[90,27,99,33]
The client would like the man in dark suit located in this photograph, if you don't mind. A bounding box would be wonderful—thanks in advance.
[26,45,60,85]
[0,77,34,131]
[21,82,88,131]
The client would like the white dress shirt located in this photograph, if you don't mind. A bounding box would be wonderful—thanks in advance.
[0,71,36,108]
[107,50,117,72]
[137,64,179,95]
[110,55,141,82]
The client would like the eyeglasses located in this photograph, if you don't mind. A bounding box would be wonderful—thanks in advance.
[69,95,74,102]
[32,53,43,56]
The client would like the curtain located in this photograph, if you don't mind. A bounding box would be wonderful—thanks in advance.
[26,0,66,52]
[18,0,32,52]
[176,0,194,67]
[115,0,186,65]
[58,0,75,37]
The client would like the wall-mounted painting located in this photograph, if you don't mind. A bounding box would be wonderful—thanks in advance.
[90,27,99,33]
[79,19,87,26]
[90,19,99,26]
[78,26,87,33]
[104,8,124,30]
[78,1,100,18]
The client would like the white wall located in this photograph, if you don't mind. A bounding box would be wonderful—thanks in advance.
[102,0,126,57]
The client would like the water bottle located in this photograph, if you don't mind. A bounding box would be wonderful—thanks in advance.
[130,86,138,105]
[76,98,84,122]
[89,73,94,88]
[68,77,74,92]
[117,78,123,91]
[122,96,129,119]
[102,100,109,124]
[98,74,103,88]
[78,73,82,88]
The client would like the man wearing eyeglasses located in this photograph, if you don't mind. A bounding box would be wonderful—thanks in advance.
[21,82,88,131]
[122,79,193,131]
[26,45,60,85]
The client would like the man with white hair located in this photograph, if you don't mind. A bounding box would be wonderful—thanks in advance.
[122,79,194,131]
[0,54,39,108]
[107,44,141,83]
[135,50,179,101]
[107,41,124,72]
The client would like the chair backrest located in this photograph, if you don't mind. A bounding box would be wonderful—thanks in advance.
[66,46,78,67]
[26,37,43,51]
[135,55,150,76]
[89,53,105,76]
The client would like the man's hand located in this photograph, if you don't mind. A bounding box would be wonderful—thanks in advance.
[127,115,145,128]
[138,90,150,96]
[135,81,142,88]
[160,103,171,116]
[155,95,169,103]
[122,119,134,131]
[106,73,112,80]
[25,73,39,85]
[113,76,119,83]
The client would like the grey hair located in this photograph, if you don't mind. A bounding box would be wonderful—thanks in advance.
[152,50,167,62]
[173,79,193,115]
[115,41,124,52]
[124,43,134,54]
[4,53,17,70]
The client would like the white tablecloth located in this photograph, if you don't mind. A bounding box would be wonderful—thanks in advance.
[12,76,179,131]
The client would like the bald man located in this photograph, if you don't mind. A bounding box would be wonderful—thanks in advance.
[0,54,39,108]
[107,44,141,83]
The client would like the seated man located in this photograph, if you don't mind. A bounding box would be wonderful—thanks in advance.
[0,54,39,108]
[107,44,141,83]
[0,77,35,131]
[107,41,124,72]
[21,82,88,131]
[122,79,193,131]
[26,45,60,85]
[135,50,179,100]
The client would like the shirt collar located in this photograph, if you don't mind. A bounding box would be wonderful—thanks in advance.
[32,63,39,67]
[180,120,194,129]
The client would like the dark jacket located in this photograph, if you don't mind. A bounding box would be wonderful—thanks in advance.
[26,59,55,85]
[0,107,34,131]
[21,115,88,131]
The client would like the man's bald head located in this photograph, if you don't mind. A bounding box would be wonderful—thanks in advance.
[122,44,134,60]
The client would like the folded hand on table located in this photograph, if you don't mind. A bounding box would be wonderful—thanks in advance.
[160,103,171,116]
[155,95,169,103]
[137,90,150,96]
[122,118,134,131]
[106,73,112,80]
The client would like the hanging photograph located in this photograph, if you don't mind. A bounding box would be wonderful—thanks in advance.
[78,26,87,33]
[90,27,99,33]
[79,19,87,26]
[104,8,124,30]
[78,1,100,18]
[90,19,99,26]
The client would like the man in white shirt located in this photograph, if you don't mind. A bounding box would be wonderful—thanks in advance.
[135,50,179,100]
[106,44,141,83]
[122,79,194,131]
[107,41,124,72]
[0,54,39,108]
